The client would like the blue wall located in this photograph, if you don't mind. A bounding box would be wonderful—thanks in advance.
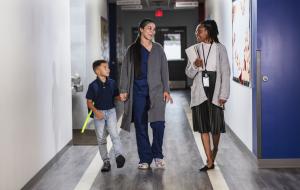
[254,0,300,159]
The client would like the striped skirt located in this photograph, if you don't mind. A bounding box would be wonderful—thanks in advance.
[192,71,226,134]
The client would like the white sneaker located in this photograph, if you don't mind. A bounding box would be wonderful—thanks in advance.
[138,163,150,170]
[154,158,165,169]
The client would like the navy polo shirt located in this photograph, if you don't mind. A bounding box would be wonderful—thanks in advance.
[86,78,119,110]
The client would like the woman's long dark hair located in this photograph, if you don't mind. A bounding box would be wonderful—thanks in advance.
[130,18,155,78]
[201,20,220,43]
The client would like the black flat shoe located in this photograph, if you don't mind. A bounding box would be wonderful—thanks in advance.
[199,164,215,172]
[101,161,111,172]
[116,155,126,168]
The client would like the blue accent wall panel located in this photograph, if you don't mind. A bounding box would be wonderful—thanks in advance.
[257,0,300,158]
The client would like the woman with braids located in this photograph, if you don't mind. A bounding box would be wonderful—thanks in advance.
[119,18,173,170]
[185,20,230,171]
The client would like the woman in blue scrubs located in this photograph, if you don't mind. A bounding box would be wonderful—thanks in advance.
[119,18,173,170]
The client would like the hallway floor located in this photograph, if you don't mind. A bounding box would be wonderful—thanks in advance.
[26,91,300,190]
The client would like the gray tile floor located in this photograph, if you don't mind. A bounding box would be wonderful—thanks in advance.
[25,90,300,190]
[178,90,300,190]
[28,146,98,190]
[90,92,213,190]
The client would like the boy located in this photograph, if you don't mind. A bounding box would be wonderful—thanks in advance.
[86,60,125,172]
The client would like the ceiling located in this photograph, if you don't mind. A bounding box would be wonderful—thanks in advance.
[108,0,204,11]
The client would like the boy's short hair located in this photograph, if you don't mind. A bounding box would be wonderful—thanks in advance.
[93,60,108,72]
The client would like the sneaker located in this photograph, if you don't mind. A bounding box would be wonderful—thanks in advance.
[154,158,165,169]
[101,160,111,172]
[116,154,126,168]
[138,163,150,170]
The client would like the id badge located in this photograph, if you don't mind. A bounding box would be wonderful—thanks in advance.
[203,73,210,87]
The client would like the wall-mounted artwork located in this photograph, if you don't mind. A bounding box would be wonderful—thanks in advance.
[101,17,109,61]
[232,0,251,87]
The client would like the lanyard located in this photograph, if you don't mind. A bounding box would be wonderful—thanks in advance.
[202,42,213,72]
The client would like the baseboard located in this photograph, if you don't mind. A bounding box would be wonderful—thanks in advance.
[21,140,73,190]
[225,124,257,163]
[258,159,300,168]
[226,124,300,169]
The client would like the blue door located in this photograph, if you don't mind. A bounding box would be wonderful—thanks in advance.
[257,0,300,158]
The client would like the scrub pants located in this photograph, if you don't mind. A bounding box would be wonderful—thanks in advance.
[133,83,165,164]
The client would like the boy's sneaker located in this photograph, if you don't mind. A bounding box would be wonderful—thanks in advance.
[101,160,111,172]
[138,163,150,170]
[116,154,126,168]
[154,158,166,169]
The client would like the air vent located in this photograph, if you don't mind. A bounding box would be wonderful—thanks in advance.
[175,1,199,8]
[121,5,143,10]
[117,0,141,6]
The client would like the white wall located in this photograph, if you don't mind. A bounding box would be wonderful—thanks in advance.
[85,0,108,84]
[205,0,253,151]
[0,0,72,189]
[71,0,108,129]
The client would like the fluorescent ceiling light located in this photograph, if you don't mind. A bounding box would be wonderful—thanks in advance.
[175,1,199,8]
[121,5,143,10]
[117,0,141,5]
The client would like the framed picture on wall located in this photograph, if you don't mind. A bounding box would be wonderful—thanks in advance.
[232,0,251,87]
[101,17,109,61]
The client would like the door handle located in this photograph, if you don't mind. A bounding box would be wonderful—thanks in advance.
[262,75,268,82]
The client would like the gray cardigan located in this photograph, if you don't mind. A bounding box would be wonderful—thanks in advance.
[119,42,170,132]
[185,43,230,108]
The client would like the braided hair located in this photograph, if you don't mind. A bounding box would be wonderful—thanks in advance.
[201,20,220,43]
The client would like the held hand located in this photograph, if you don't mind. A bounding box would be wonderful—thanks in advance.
[163,92,173,104]
[95,110,104,120]
[120,93,128,102]
[219,99,227,108]
[194,58,204,68]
